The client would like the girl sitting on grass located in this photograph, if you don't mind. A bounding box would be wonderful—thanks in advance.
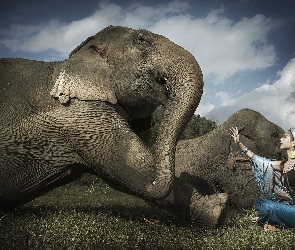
[230,127,295,232]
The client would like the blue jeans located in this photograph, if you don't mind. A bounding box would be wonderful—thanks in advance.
[255,198,295,228]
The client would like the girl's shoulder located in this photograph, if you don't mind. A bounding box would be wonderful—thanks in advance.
[271,160,283,171]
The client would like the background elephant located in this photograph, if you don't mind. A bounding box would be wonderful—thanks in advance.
[174,108,284,208]
[0,26,227,228]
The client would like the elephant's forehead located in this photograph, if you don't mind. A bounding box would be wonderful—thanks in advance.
[69,26,165,59]
[91,27,158,47]
[91,27,133,43]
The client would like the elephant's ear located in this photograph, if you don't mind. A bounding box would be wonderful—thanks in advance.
[50,69,117,104]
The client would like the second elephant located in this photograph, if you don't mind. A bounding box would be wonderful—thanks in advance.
[175,109,284,208]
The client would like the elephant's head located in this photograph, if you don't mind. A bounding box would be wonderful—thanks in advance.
[50,26,203,199]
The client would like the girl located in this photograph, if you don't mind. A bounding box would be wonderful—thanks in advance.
[230,127,295,231]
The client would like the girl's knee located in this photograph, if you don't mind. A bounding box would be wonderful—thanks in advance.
[255,198,274,213]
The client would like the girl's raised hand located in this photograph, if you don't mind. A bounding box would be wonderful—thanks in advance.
[230,127,239,144]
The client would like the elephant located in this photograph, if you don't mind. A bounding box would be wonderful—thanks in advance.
[174,108,284,208]
[0,26,228,228]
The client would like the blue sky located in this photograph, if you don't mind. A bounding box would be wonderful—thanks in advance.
[1,0,295,130]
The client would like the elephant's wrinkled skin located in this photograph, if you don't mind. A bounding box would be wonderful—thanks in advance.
[0,26,227,228]
[175,109,284,208]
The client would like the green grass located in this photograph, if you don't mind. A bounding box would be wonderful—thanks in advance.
[1,173,295,249]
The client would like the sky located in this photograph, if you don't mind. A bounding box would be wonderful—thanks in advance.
[1,0,295,130]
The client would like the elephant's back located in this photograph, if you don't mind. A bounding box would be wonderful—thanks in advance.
[0,58,58,126]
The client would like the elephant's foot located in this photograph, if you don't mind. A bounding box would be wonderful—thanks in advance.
[170,179,228,229]
[190,192,228,229]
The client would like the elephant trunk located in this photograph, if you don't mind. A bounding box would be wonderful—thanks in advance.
[147,45,204,199]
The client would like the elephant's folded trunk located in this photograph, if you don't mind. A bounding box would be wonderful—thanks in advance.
[147,56,204,199]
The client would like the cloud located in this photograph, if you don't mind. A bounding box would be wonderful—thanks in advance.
[206,57,295,130]
[151,10,279,83]
[215,91,237,106]
[0,0,189,58]
[0,0,279,83]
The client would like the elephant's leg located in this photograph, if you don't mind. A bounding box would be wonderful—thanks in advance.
[160,178,228,229]
[0,121,87,208]
[60,101,156,198]
[94,127,156,196]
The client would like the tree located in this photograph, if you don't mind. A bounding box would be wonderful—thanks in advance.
[179,114,218,140]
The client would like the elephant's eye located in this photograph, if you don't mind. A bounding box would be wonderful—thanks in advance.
[156,77,170,96]
[88,45,106,57]
[89,45,99,52]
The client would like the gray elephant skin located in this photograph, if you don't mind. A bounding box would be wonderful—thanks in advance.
[0,26,228,228]
[175,109,284,208]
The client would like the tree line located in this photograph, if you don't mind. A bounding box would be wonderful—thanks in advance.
[138,106,218,146]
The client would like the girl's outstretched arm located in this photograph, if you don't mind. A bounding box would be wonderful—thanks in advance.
[230,127,283,171]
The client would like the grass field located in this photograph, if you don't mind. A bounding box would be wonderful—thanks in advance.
[1,173,295,249]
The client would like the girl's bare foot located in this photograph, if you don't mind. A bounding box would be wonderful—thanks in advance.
[264,223,277,232]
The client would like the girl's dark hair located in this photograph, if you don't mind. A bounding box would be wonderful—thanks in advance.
[289,129,295,141]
